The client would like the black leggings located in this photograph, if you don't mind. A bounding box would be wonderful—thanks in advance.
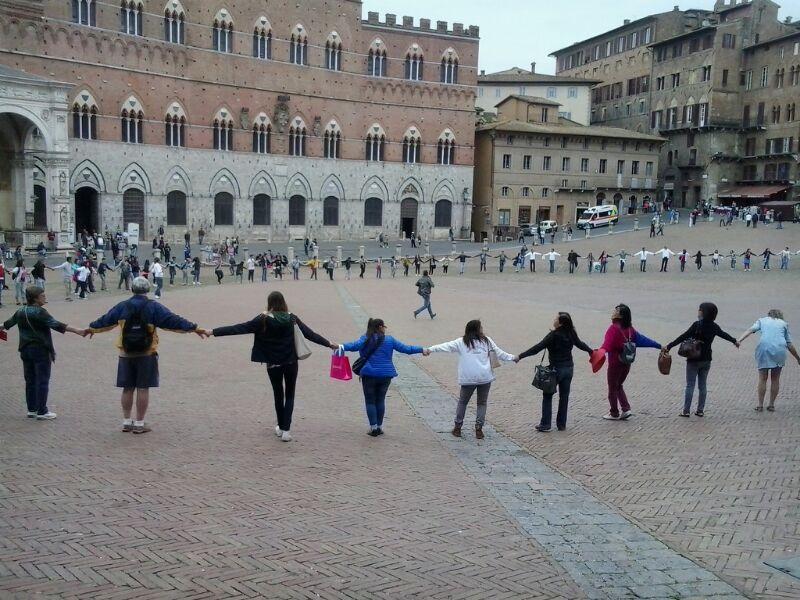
[268,362,299,431]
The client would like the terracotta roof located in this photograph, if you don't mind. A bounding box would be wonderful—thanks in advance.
[477,118,666,143]
[718,185,789,199]
[478,67,599,84]
[496,94,562,108]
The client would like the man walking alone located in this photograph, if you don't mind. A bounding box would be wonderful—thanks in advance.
[413,270,436,320]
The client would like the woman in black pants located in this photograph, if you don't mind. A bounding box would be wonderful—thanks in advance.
[210,291,337,442]
[516,312,593,432]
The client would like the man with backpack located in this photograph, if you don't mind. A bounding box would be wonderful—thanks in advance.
[88,277,205,434]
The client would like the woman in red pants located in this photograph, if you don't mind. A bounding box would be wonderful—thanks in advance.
[599,304,662,420]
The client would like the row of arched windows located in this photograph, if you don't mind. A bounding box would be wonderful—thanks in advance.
[161,193,454,228]
[69,2,461,83]
[71,92,458,164]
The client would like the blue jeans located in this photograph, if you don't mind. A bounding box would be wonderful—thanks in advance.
[154,277,163,297]
[361,376,392,428]
[684,360,711,413]
[21,346,52,415]
[414,294,434,318]
[540,365,573,430]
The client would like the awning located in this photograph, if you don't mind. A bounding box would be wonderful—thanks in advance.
[760,200,797,207]
[717,185,788,199]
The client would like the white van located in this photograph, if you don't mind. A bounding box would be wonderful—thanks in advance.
[577,205,619,229]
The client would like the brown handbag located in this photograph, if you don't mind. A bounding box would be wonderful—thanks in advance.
[657,349,672,375]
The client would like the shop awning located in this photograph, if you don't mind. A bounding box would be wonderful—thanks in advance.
[717,185,788,199]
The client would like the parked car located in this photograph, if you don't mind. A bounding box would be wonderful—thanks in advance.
[539,220,558,234]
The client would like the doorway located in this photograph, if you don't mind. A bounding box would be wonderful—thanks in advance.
[400,197,418,238]
[123,189,146,233]
[33,184,47,230]
[75,187,99,233]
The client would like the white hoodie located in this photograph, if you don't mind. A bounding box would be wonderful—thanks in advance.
[428,336,515,385]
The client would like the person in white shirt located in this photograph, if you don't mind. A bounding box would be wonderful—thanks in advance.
[51,257,75,301]
[525,250,542,272]
[427,319,516,439]
[246,256,256,283]
[779,247,792,270]
[75,264,90,299]
[711,250,721,271]
[658,247,675,272]
[543,249,561,273]
[634,247,655,272]
[150,258,164,298]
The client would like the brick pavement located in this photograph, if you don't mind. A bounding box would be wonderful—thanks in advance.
[0,278,582,598]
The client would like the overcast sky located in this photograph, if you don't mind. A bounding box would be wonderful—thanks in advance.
[363,0,800,74]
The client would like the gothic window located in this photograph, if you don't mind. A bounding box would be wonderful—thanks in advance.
[405,45,424,81]
[368,40,387,77]
[252,114,272,153]
[253,18,272,59]
[120,1,143,36]
[72,0,96,26]
[212,11,234,53]
[325,33,343,70]
[365,124,386,161]
[164,102,186,147]
[437,130,456,165]
[402,128,422,163]
[288,118,307,156]
[323,121,341,159]
[440,49,459,84]
[213,109,234,151]
[72,91,98,139]
[164,2,185,44]
[289,25,308,65]
[121,97,144,144]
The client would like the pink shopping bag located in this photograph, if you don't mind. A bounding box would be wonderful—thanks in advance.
[330,353,353,381]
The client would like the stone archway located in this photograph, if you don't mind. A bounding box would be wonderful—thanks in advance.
[400,198,418,238]
[75,186,99,233]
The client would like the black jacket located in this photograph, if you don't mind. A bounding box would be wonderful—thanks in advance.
[666,319,736,362]
[213,313,330,365]
[519,329,593,367]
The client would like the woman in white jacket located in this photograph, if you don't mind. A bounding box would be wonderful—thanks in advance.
[427,320,516,439]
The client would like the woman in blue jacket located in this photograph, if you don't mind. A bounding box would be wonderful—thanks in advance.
[341,318,427,436]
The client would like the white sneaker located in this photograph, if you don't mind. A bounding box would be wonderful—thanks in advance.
[36,412,57,420]
[620,411,632,420]
[27,411,37,418]
[281,431,292,442]
[602,413,620,420]
[274,425,283,437]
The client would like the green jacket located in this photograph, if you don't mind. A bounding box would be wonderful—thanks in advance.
[3,306,67,360]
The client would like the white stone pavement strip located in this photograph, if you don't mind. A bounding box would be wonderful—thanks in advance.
[335,283,746,600]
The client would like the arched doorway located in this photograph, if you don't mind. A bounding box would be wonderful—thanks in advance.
[434,199,452,228]
[628,195,637,215]
[323,196,339,226]
[595,192,606,206]
[75,187,99,233]
[289,195,306,226]
[33,184,47,230]
[214,192,234,225]
[123,189,145,232]
[400,198,418,238]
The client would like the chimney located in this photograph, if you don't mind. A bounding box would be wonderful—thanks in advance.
[624,19,631,25]
[784,16,792,23]
[674,5,680,11]
[480,69,485,75]
[531,61,536,73]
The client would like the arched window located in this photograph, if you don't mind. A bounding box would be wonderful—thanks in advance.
[253,194,270,225]
[405,45,424,81]
[164,2,185,43]
[72,91,98,139]
[212,10,234,53]
[434,200,452,228]
[437,130,456,165]
[500,186,510,197]
[323,121,341,159]
[288,195,305,225]
[289,24,308,65]
[120,1,142,35]
[440,48,459,84]
[72,0,96,26]
[368,39,387,77]
[325,33,343,70]
[165,102,186,147]
[364,197,383,226]
[365,124,385,161]
[121,97,144,144]
[166,190,186,225]
[323,196,339,226]
[252,114,272,154]
[402,127,422,164]
[214,192,234,225]
[288,117,307,156]
[253,17,272,59]
[213,109,234,151]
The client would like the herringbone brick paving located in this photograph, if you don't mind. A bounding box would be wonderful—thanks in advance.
[0,275,582,598]
[344,222,799,599]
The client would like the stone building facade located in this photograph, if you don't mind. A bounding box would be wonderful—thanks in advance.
[476,65,596,125]
[473,96,664,241]
[550,0,800,208]
[0,0,479,244]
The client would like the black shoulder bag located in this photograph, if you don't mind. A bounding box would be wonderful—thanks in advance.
[532,349,558,395]
[352,335,384,376]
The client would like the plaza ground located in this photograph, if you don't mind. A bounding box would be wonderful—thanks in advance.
[1,220,799,599]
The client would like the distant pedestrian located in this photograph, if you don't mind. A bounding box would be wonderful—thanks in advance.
[544,249,560,273]
[634,248,654,272]
[428,320,516,439]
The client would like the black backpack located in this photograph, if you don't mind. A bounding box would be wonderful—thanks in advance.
[619,331,637,365]
[122,301,152,353]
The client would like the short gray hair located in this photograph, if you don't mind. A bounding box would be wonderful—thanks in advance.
[131,276,151,295]
[767,309,784,320]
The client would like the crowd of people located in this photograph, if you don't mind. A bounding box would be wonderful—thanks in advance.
[1,279,797,440]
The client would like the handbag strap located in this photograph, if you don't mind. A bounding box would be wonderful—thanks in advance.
[360,334,384,363]
[539,347,548,365]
